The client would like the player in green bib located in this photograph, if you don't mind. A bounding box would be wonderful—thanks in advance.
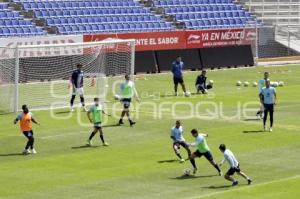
[86,97,110,146]
[189,129,222,175]
[118,74,140,126]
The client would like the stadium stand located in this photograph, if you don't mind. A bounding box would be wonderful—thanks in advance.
[152,0,261,29]
[0,0,261,37]
[14,0,175,34]
[0,2,45,37]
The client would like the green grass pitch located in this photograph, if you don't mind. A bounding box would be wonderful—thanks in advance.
[0,65,300,199]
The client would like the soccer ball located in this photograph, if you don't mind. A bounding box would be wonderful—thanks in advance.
[114,94,120,100]
[243,81,249,87]
[272,82,279,87]
[236,81,242,86]
[279,81,284,87]
[208,80,214,85]
[252,82,258,87]
[183,168,191,176]
[185,91,191,97]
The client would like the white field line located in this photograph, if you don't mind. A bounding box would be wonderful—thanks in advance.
[188,174,300,199]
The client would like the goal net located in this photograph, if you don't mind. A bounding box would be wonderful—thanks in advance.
[0,39,135,113]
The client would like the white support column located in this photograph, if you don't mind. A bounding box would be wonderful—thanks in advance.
[130,40,136,80]
[14,46,19,113]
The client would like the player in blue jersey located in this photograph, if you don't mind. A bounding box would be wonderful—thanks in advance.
[260,79,277,132]
[172,56,187,96]
[170,120,191,163]
[256,72,269,119]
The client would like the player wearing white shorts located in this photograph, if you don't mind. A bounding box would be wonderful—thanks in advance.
[219,144,252,186]
[70,63,87,112]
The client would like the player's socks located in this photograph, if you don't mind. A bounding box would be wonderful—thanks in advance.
[89,132,96,140]
[100,135,105,143]
[213,163,221,173]
[190,159,197,170]
[70,95,75,107]
[176,153,183,160]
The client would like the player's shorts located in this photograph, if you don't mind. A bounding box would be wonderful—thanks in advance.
[264,104,274,112]
[121,98,131,109]
[226,165,241,176]
[193,150,213,161]
[23,130,34,138]
[72,87,84,96]
[173,77,184,85]
[173,141,189,149]
[93,122,102,129]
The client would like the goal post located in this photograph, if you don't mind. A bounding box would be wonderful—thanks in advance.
[0,39,135,113]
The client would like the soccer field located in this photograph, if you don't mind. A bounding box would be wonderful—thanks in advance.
[1,65,300,199]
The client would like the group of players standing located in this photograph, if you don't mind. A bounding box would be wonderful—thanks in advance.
[14,57,277,187]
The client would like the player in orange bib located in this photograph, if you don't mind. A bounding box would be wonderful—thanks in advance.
[14,105,40,155]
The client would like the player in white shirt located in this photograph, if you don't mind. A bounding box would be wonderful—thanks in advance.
[256,72,269,119]
[170,120,191,163]
[219,144,252,186]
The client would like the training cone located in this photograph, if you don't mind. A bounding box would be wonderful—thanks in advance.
[90,78,96,87]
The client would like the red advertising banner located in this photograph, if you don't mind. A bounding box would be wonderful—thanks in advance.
[84,31,186,51]
[83,28,256,51]
[185,28,256,48]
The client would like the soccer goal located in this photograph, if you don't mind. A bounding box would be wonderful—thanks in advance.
[0,39,135,113]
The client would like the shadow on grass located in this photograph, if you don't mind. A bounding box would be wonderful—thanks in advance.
[243,130,264,133]
[71,145,100,149]
[157,159,179,163]
[54,110,71,115]
[202,185,232,189]
[244,118,261,121]
[171,174,218,180]
[102,124,120,128]
[0,153,24,156]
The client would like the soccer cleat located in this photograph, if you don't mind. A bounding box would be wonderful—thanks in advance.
[31,148,37,154]
[86,139,92,146]
[175,92,178,96]
[83,107,88,112]
[219,171,223,176]
[247,179,252,185]
[130,121,136,127]
[232,181,238,186]
[118,120,124,125]
[180,158,185,163]
[192,168,198,174]
[70,107,74,112]
[22,149,30,155]
[263,126,267,131]
[103,142,109,146]
[269,128,273,132]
